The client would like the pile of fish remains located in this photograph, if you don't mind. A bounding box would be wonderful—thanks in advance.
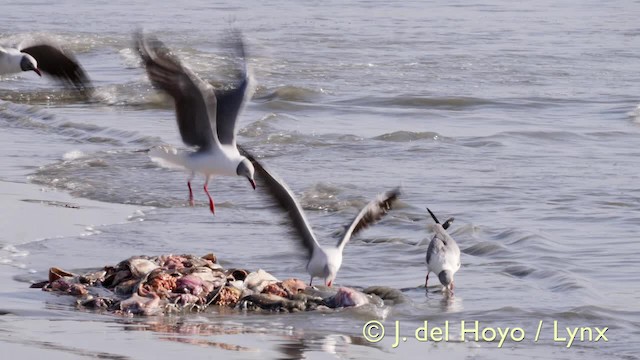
[31,253,404,316]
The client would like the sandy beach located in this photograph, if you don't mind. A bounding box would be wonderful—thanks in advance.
[0,180,146,305]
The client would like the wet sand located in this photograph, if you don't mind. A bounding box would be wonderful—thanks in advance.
[0,180,146,308]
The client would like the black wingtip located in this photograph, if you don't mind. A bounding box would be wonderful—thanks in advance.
[133,29,147,61]
[133,29,157,59]
[133,29,169,63]
[388,186,402,200]
[227,28,246,57]
[133,28,143,42]
[221,28,249,85]
[381,186,401,210]
[426,207,440,224]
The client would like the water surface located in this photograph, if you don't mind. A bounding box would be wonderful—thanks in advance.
[1,1,639,359]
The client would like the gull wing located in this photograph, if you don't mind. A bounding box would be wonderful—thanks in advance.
[240,146,321,258]
[214,30,254,147]
[337,187,401,250]
[135,31,218,150]
[20,43,92,94]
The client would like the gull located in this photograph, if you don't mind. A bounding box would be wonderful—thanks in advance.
[425,208,460,293]
[0,39,91,93]
[135,31,256,214]
[241,147,401,286]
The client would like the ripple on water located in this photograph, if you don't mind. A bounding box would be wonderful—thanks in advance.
[372,130,451,143]
[462,242,509,256]
[254,85,328,103]
[299,182,345,212]
[501,265,536,278]
[0,100,160,147]
[29,150,176,207]
[337,95,500,110]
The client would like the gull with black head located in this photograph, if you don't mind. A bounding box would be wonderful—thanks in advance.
[0,39,91,93]
[135,30,256,215]
[425,208,460,294]
[242,148,401,287]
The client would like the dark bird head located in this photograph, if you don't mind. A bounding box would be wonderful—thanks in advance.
[438,270,454,288]
[427,207,454,230]
[20,55,41,77]
[237,158,256,190]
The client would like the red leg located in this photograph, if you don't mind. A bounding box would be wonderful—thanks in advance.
[187,182,195,206]
[187,172,195,206]
[203,176,215,214]
[327,280,333,287]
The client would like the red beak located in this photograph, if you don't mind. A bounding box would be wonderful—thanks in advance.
[33,68,42,77]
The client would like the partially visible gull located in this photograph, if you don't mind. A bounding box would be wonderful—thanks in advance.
[0,39,91,93]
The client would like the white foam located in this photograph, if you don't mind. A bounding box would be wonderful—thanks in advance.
[63,150,85,161]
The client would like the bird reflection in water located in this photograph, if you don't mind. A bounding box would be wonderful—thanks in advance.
[117,318,382,359]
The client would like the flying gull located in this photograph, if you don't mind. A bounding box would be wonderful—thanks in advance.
[425,208,460,293]
[0,39,91,93]
[135,31,256,214]
[241,147,401,286]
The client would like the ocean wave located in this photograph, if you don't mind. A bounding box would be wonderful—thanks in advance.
[299,182,346,212]
[0,32,113,54]
[29,150,177,207]
[373,130,450,142]
[337,95,499,110]
[487,130,588,142]
[462,242,509,256]
[501,265,536,278]
[254,85,328,103]
[0,100,161,147]
[0,89,89,104]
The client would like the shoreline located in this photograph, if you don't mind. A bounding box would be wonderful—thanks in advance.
[0,180,149,248]
[0,179,151,302]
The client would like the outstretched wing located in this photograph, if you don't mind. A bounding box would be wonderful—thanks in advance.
[214,30,254,147]
[135,31,218,150]
[337,187,401,250]
[240,146,320,259]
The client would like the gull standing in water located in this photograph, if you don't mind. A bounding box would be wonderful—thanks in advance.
[241,148,401,286]
[425,208,460,293]
[0,39,92,93]
[135,31,256,214]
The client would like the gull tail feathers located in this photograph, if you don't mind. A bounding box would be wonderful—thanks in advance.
[148,146,189,170]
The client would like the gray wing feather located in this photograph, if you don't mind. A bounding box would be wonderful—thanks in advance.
[214,31,253,147]
[135,31,218,150]
[337,187,401,250]
[239,146,320,258]
[426,236,437,264]
[427,229,454,265]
